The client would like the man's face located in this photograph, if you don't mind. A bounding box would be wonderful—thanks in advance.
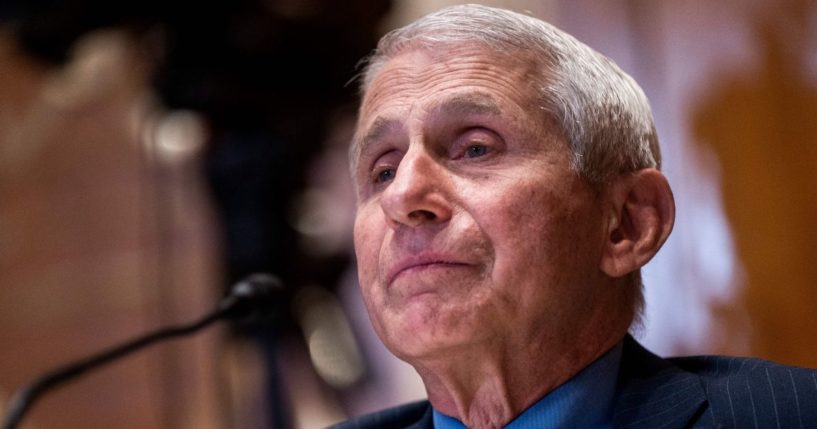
[352,45,608,361]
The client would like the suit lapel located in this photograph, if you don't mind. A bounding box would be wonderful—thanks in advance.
[613,337,710,429]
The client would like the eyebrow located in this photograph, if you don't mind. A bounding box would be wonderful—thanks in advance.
[358,116,402,156]
[432,93,502,118]
[352,93,503,169]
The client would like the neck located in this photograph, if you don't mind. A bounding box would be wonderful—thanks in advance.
[414,301,631,428]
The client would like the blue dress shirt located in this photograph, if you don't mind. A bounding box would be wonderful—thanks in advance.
[432,342,623,429]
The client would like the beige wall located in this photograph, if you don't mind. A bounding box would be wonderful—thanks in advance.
[0,31,223,429]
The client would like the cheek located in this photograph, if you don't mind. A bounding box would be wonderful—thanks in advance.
[488,185,598,281]
[352,208,401,347]
[492,186,557,242]
[353,209,379,282]
[353,204,389,302]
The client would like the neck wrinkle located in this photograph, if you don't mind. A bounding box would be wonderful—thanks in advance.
[415,336,585,428]
[414,279,633,428]
[417,356,516,429]
[416,322,630,427]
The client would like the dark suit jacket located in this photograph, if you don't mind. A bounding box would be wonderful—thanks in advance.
[330,336,817,428]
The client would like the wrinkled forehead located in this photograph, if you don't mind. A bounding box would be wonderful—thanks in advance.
[350,44,543,169]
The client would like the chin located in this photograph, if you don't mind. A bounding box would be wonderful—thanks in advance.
[385,336,464,362]
[379,305,485,361]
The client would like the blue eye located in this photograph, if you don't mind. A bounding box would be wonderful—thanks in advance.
[376,168,396,183]
[466,144,488,158]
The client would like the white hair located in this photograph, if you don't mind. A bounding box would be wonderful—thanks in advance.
[358,3,660,185]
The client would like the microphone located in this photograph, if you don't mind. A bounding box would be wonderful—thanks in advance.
[2,273,284,429]
[216,273,285,322]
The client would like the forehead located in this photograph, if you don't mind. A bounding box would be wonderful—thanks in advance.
[353,45,542,160]
[361,45,539,117]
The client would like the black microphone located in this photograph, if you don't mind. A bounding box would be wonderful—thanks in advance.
[2,273,284,429]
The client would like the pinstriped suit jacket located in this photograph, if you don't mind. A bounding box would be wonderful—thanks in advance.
[330,336,817,428]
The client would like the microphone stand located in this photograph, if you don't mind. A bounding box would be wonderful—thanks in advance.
[2,273,281,429]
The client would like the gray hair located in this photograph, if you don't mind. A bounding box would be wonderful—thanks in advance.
[356,4,658,323]
[358,3,661,185]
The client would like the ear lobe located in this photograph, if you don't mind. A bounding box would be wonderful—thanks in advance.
[600,168,675,278]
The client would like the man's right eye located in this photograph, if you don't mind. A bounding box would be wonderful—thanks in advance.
[367,149,402,186]
[374,167,396,183]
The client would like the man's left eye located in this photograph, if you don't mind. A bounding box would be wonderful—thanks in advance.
[466,144,489,158]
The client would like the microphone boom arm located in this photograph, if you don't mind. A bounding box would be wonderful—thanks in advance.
[2,273,282,429]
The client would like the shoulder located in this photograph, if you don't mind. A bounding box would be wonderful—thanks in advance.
[671,354,817,428]
[617,336,817,428]
[328,400,432,429]
[669,351,817,382]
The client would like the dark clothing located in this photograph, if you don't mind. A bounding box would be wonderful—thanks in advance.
[331,336,817,429]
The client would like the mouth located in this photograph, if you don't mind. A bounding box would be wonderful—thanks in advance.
[386,258,471,286]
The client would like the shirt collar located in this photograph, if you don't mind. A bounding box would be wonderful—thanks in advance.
[432,341,623,429]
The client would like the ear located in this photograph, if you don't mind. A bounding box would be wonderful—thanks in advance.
[599,168,675,278]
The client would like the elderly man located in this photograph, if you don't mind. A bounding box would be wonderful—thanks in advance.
[333,4,817,429]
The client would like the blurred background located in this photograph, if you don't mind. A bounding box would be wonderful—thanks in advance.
[0,0,815,428]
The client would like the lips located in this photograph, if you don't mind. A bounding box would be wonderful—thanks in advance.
[386,254,471,286]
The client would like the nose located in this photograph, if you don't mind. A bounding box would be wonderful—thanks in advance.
[380,145,453,228]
